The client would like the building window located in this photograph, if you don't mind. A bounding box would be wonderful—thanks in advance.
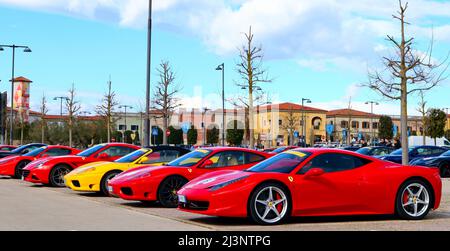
[362,122,370,129]
[131,125,139,131]
[330,121,334,125]
[312,117,322,130]
[279,120,282,126]
[372,122,379,129]
[352,121,359,129]
[118,125,127,131]
[341,121,348,128]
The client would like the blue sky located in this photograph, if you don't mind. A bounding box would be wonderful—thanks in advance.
[0,0,449,116]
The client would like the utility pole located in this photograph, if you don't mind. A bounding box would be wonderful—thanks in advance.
[144,0,153,146]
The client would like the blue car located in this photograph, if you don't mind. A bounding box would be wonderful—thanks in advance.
[410,150,450,177]
[379,145,447,164]
[356,146,395,157]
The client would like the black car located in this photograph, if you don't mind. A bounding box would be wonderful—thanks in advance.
[339,146,361,152]
[379,145,447,164]
[356,146,395,157]
[410,150,450,177]
[0,143,47,159]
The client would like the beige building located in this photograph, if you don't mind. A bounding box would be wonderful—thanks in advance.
[254,102,328,147]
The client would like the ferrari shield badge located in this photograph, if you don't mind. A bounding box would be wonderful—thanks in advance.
[288,176,294,182]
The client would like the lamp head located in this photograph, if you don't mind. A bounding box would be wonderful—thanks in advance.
[23,47,32,53]
[0,47,4,52]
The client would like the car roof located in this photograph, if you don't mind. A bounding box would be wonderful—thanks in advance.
[200,147,266,153]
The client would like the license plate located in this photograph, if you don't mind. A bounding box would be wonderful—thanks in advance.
[178,195,187,203]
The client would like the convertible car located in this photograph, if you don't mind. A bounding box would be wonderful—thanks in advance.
[108,147,271,208]
[64,146,190,195]
[0,145,79,178]
[177,148,441,225]
[409,150,450,177]
[22,143,140,187]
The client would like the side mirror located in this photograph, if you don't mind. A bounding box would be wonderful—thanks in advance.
[304,168,325,178]
[98,153,109,159]
[200,159,214,168]
[139,156,149,164]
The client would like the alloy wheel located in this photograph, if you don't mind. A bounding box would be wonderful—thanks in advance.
[254,186,288,224]
[401,183,430,218]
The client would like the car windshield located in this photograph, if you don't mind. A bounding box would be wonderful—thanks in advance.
[272,147,287,154]
[167,149,212,167]
[246,150,311,174]
[77,144,105,157]
[442,150,450,157]
[11,144,35,154]
[356,147,371,155]
[115,149,148,163]
[391,147,414,156]
[23,146,47,157]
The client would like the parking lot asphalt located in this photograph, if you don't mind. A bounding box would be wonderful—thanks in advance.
[1,177,449,231]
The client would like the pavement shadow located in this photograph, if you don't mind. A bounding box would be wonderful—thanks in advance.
[120,201,165,208]
[75,192,106,198]
[0,176,12,179]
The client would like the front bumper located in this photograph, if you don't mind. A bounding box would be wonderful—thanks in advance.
[177,186,251,218]
[23,167,50,184]
[0,163,15,176]
[65,173,102,192]
[109,178,159,201]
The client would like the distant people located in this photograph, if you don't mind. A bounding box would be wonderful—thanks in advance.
[393,139,401,149]
[360,140,368,147]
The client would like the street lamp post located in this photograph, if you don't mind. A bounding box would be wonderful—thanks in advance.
[366,101,379,146]
[301,98,312,147]
[53,96,69,118]
[119,105,133,143]
[144,0,153,147]
[0,44,32,145]
[216,63,225,146]
[202,107,211,145]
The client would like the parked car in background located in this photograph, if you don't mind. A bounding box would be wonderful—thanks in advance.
[409,136,450,147]
[0,145,17,152]
[0,145,80,178]
[356,146,394,157]
[64,146,190,195]
[22,143,140,187]
[178,148,442,225]
[379,146,447,164]
[339,146,361,152]
[410,150,450,177]
[108,147,272,208]
[0,143,47,159]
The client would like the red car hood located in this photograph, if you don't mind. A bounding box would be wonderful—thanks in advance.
[0,155,19,163]
[43,155,84,162]
[111,165,178,183]
[184,170,251,190]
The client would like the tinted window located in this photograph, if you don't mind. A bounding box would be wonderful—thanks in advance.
[272,147,287,154]
[372,148,392,156]
[416,148,432,156]
[247,150,311,174]
[97,146,136,157]
[431,148,446,155]
[204,151,246,168]
[356,148,371,155]
[115,149,148,163]
[142,150,182,164]
[245,152,266,164]
[168,149,212,167]
[77,144,106,157]
[23,147,47,157]
[299,153,371,174]
[45,148,73,156]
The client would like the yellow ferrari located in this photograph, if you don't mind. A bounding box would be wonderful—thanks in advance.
[64,146,190,195]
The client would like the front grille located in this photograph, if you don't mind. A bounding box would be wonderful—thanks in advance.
[121,187,133,196]
[22,170,30,178]
[179,200,209,211]
[72,180,80,187]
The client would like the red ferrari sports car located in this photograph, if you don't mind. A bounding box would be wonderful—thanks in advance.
[108,147,271,208]
[0,145,80,178]
[22,143,140,187]
[178,148,442,225]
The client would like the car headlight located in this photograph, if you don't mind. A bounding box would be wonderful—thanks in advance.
[120,170,151,179]
[73,166,97,174]
[209,176,249,191]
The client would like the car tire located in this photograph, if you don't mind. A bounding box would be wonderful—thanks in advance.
[439,162,450,178]
[248,182,291,225]
[395,179,433,220]
[100,170,122,196]
[49,165,72,187]
[14,161,30,179]
[157,176,188,208]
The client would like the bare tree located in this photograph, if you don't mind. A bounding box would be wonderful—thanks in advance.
[65,83,81,147]
[416,90,427,145]
[281,106,299,146]
[365,0,449,165]
[96,77,119,143]
[40,94,48,143]
[152,61,181,145]
[235,26,271,148]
